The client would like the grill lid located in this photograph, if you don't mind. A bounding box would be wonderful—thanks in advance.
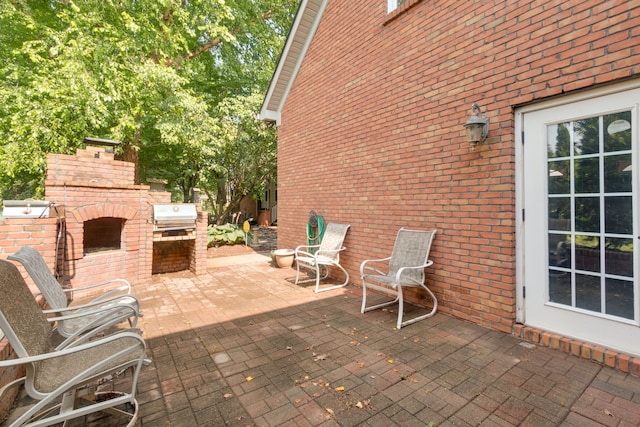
[2,200,51,218]
[153,204,197,231]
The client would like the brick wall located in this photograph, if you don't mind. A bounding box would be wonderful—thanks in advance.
[45,149,153,287]
[0,217,57,420]
[153,240,194,274]
[276,1,640,333]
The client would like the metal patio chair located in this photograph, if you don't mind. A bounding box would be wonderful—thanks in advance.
[0,259,147,427]
[8,246,141,345]
[360,228,437,329]
[295,223,351,293]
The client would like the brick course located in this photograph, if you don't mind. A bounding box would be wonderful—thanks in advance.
[275,0,640,335]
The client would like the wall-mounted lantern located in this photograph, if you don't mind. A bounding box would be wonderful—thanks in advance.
[463,103,489,150]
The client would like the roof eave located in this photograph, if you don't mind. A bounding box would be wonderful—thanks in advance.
[258,0,328,126]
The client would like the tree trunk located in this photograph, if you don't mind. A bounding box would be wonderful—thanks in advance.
[118,141,140,184]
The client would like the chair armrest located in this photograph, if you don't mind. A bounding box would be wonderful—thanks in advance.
[394,260,434,284]
[295,244,320,254]
[294,244,320,258]
[0,331,146,366]
[316,246,347,258]
[360,257,392,276]
[61,279,131,298]
[43,301,139,322]
[43,294,139,314]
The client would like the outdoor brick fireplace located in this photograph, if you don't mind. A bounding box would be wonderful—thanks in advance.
[42,145,207,287]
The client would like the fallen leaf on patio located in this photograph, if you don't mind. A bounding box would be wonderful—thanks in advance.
[245,376,253,382]
[335,386,345,392]
[387,359,394,364]
[295,399,302,404]
[325,383,330,387]
[604,409,614,416]
[350,340,360,346]
[314,354,328,361]
[357,362,366,368]
[286,346,292,350]
[364,336,369,340]
[413,338,420,343]
[304,375,310,380]
[370,375,376,379]
[223,393,233,398]
[326,408,335,416]
[313,392,321,398]
[355,401,364,409]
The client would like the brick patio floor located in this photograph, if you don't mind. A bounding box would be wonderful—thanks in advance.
[9,252,640,426]
[126,254,640,426]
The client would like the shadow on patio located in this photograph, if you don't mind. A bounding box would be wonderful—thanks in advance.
[134,255,640,426]
[9,254,640,426]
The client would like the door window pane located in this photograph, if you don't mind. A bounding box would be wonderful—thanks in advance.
[605,196,632,234]
[604,111,632,152]
[575,197,600,233]
[604,154,632,192]
[548,123,571,158]
[605,278,634,319]
[576,274,601,312]
[549,234,570,268]
[575,236,600,273]
[548,198,570,231]
[605,238,633,277]
[574,117,600,155]
[548,160,570,194]
[575,158,600,193]
[549,270,571,305]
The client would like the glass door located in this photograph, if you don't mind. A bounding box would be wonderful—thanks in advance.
[521,88,639,356]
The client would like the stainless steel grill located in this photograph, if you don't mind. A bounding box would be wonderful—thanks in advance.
[2,200,51,218]
[153,204,197,239]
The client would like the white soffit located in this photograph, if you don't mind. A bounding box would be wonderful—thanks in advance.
[258,0,328,126]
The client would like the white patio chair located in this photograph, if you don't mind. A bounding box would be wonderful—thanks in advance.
[0,259,146,427]
[295,223,351,293]
[8,246,141,344]
[360,228,437,329]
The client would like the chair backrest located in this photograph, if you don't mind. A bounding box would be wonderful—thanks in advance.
[8,246,68,310]
[388,228,436,283]
[318,223,351,261]
[0,260,53,357]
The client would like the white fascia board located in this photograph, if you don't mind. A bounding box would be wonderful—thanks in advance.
[256,109,281,126]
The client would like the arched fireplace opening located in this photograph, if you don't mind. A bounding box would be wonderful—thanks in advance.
[83,217,125,254]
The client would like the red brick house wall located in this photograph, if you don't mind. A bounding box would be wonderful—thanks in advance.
[275,0,640,333]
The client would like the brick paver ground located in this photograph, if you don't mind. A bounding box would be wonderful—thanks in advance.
[132,255,640,426]
[8,253,640,426]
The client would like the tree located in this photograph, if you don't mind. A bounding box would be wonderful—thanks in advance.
[200,91,277,225]
[0,0,296,214]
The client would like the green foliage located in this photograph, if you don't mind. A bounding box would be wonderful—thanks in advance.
[0,0,296,203]
[207,223,246,247]
[202,91,278,224]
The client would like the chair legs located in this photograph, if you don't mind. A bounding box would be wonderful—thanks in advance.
[361,281,438,329]
[295,262,349,293]
[396,284,437,329]
[361,282,399,314]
